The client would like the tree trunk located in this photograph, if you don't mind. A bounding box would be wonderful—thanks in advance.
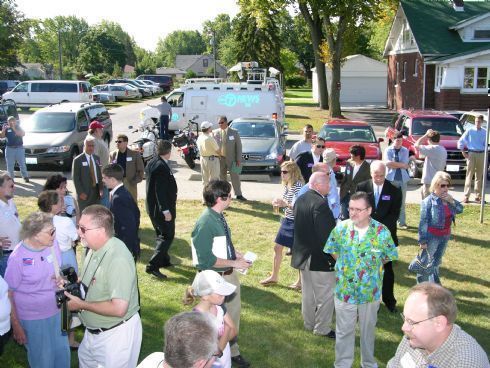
[329,56,342,118]
[298,1,329,110]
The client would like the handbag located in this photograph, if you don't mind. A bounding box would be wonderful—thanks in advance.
[408,248,434,276]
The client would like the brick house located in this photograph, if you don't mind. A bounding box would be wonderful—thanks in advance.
[384,0,490,110]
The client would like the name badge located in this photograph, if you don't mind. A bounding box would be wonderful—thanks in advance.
[46,254,54,264]
[229,136,235,141]
[82,162,88,166]
[381,195,391,201]
[307,163,313,168]
[127,157,133,161]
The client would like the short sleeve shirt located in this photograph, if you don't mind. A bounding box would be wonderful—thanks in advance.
[79,237,139,329]
[0,199,21,251]
[197,134,220,157]
[419,145,447,184]
[324,218,398,304]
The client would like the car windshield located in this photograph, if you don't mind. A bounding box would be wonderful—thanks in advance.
[412,118,463,136]
[319,125,376,142]
[232,122,276,138]
[23,112,75,133]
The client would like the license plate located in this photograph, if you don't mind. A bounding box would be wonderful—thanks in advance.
[446,164,459,172]
[26,157,37,165]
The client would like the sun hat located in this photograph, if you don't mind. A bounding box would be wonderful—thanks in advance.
[191,270,236,297]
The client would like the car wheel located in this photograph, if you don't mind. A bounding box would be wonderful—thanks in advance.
[408,159,421,178]
[64,147,79,171]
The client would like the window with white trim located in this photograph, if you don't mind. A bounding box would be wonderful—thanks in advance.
[395,62,399,86]
[413,59,418,77]
[402,61,407,82]
[436,66,444,88]
[464,67,489,90]
[474,30,490,40]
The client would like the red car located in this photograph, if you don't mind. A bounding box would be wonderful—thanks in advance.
[318,119,383,174]
[384,109,466,178]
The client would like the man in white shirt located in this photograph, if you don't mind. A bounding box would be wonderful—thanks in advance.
[0,171,20,277]
[289,124,314,160]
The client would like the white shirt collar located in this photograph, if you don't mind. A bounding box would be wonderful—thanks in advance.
[110,183,124,197]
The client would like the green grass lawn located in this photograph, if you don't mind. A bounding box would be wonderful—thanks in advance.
[1,198,489,367]
[284,88,327,133]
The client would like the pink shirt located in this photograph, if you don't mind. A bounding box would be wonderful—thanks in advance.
[4,241,62,320]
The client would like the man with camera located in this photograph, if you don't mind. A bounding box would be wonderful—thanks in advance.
[65,205,142,368]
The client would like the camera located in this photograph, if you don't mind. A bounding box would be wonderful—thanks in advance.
[55,266,82,308]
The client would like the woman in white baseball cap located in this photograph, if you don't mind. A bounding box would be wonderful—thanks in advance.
[184,270,237,368]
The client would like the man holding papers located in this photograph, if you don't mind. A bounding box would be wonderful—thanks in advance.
[191,180,252,368]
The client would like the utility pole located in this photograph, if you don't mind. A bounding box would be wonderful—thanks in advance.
[213,29,217,79]
[58,29,63,79]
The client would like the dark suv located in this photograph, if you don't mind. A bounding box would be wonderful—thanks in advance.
[136,75,173,92]
[385,109,466,178]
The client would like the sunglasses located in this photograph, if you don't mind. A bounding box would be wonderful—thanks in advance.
[281,170,289,174]
[439,184,449,188]
[77,225,101,234]
[316,144,324,148]
[115,140,126,143]
[218,121,226,125]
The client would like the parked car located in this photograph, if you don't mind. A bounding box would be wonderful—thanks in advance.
[2,80,92,110]
[92,92,115,103]
[106,79,151,97]
[229,117,287,174]
[93,84,140,101]
[22,102,112,170]
[0,80,20,95]
[131,79,154,96]
[136,74,173,92]
[444,110,466,120]
[318,119,383,175]
[459,110,488,130]
[138,80,162,94]
[385,109,466,178]
[0,99,19,151]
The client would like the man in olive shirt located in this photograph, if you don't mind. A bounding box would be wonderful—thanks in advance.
[66,205,141,368]
[191,180,251,368]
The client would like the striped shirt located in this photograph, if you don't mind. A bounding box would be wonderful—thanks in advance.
[283,181,303,220]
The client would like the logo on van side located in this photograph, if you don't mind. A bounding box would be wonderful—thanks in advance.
[218,93,260,108]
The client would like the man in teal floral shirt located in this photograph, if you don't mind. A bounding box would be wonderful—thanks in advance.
[324,191,398,368]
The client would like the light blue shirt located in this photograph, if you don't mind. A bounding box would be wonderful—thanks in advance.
[385,145,410,183]
[457,127,487,151]
[293,169,340,219]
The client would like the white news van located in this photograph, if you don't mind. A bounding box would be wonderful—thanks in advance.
[140,79,285,132]
[2,80,92,110]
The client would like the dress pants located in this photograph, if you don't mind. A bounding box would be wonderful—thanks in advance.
[123,177,138,203]
[300,257,335,335]
[334,298,380,368]
[78,184,101,213]
[382,261,396,310]
[391,180,407,226]
[159,115,170,140]
[200,156,220,186]
[464,151,484,199]
[148,215,175,269]
[219,157,242,197]
[223,270,242,357]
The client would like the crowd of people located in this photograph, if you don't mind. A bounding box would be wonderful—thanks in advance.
[0,116,488,368]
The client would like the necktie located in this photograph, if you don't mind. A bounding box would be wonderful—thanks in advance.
[375,186,380,208]
[219,214,236,260]
[221,129,227,156]
[88,156,96,186]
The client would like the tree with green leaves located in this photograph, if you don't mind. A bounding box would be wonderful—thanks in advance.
[202,14,232,56]
[97,20,136,66]
[155,30,206,67]
[0,0,26,77]
[134,46,157,75]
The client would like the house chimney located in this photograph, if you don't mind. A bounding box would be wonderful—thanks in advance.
[453,0,464,12]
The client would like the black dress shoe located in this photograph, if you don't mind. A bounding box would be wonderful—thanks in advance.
[386,305,397,313]
[161,262,174,268]
[231,354,250,367]
[145,267,167,279]
[320,330,336,339]
[236,195,247,201]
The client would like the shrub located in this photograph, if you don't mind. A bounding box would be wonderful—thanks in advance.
[285,75,306,88]
[185,70,197,79]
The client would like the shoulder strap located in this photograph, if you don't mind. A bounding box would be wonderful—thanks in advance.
[50,245,61,277]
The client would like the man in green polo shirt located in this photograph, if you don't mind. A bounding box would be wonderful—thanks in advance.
[66,205,141,368]
[191,180,252,368]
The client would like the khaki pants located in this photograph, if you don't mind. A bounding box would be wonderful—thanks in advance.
[421,184,430,199]
[200,156,220,186]
[219,157,242,197]
[224,271,241,357]
[464,152,484,199]
[123,178,138,203]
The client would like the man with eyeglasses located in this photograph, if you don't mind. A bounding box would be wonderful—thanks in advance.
[388,282,489,368]
[295,137,326,182]
[109,134,144,203]
[0,171,20,277]
[324,191,398,368]
[213,116,246,201]
[137,312,219,368]
[65,205,142,368]
[289,124,314,160]
[191,180,252,368]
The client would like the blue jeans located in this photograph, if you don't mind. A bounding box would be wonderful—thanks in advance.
[340,194,351,220]
[5,146,29,179]
[20,312,70,368]
[391,180,407,226]
[416,233,451,284]
[0,254,10,277]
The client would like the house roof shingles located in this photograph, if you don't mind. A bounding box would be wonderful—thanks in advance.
[401,0,490,56]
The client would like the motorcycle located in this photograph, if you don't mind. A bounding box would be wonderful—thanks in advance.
[172,117,200,169]
[128,119,159,166]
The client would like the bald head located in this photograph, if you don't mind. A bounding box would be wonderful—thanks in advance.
[309,171,330,196]
[371,160,386,186]
[311,162,329,174]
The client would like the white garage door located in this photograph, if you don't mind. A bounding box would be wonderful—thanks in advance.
[339,77,386,105]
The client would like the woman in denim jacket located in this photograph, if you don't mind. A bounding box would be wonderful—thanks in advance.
[418,171,463,284]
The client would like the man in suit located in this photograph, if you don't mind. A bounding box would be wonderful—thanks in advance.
[292,172,337,338]
[357,160,402,313]
[339,145,371,219]
[295,137,325,182]
[72,136,103,213]
[213,116,246,201]
[102,163,141,260]
[109,134,144,203]
[145,140,177,279]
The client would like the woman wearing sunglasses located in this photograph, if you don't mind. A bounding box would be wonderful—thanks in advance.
[260,161,304,288]
[417,171,463,284]
[4,212,70,368]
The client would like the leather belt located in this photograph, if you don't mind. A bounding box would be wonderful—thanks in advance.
[87,317,130,335]
[199,268,233,276]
